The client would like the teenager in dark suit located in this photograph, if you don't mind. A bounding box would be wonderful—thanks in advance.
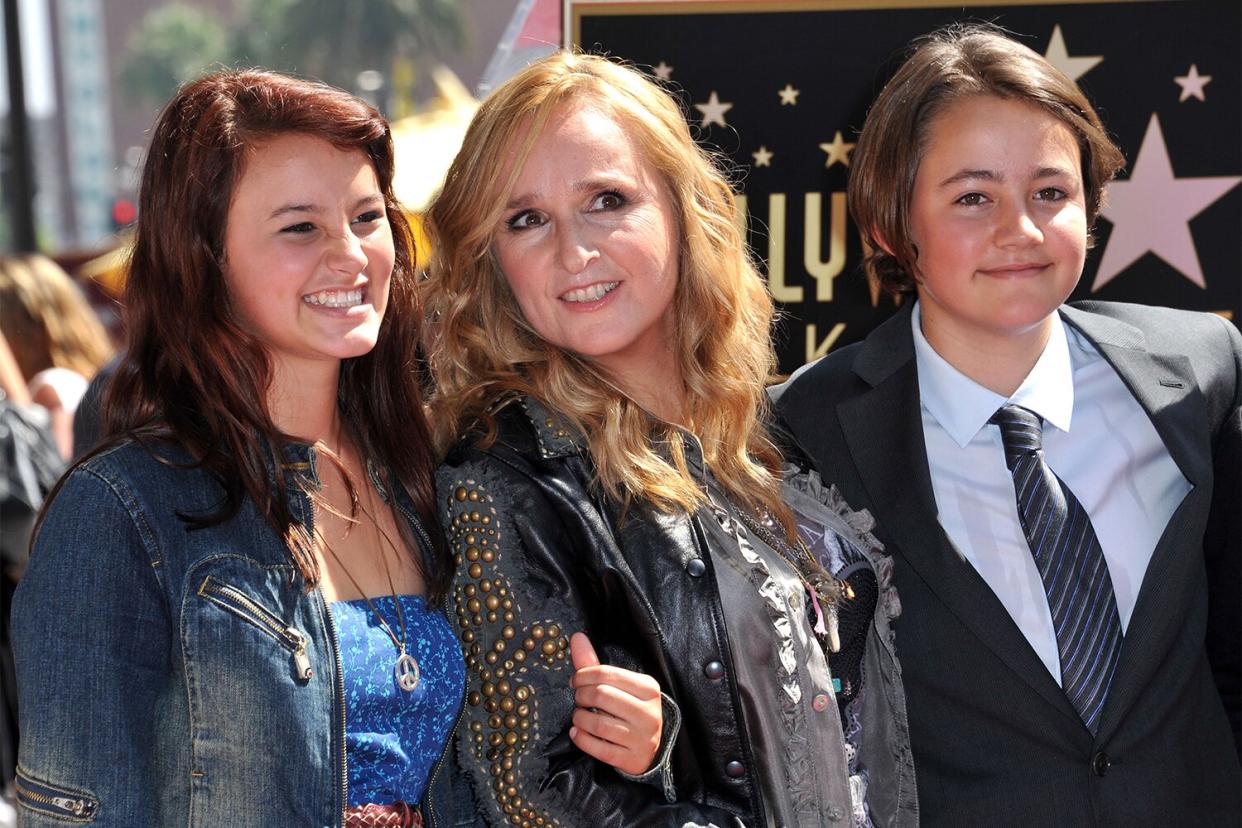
[772,24,1241,826]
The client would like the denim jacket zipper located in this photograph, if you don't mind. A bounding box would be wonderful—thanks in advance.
[197,576,313,679]
[14,774,99,821]
[322,597,349,824]
[286,463,350,825]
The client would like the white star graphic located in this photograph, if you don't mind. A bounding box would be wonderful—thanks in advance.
[1043,25,1103,84]
[752,146,774,167]
[1174,64,1212,102]
[778,84,800,106]
[652,61,673,81]
[1094,114,1241,290]
[818,131,854,169]
[694,91,733,128]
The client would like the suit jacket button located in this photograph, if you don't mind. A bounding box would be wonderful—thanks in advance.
[704,660,725,680]
[1091,750,1111,777]
[686,557,707,577]
[725,760,746,778]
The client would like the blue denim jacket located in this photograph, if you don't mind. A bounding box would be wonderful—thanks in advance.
[11,438,478,827]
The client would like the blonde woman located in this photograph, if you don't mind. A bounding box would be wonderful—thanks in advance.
[425,53,914,828]
[0,255,112,457]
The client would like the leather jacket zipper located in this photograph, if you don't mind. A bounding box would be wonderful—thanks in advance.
[420,691,466,828]
[197,576,313,680]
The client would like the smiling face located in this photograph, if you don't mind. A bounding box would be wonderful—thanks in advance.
[222,132,394,386]
[909,95,1088,355]
[492,101,680,381]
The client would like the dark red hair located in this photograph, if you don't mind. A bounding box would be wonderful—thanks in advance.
[99,69,446,597]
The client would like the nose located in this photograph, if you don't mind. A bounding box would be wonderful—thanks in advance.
[994,201,1043,248]
[326,227,369,274]
[556,222,600,274]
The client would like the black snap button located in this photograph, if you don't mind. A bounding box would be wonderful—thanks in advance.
[704,661,725,680]
[827,805,845,821]
[1091,751,1111,777]
[686,557,706,577]
[725,760,746,778]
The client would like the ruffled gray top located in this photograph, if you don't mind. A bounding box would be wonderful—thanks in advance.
[705,467,898,827]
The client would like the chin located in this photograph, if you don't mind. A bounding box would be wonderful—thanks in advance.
[331,333,383,360]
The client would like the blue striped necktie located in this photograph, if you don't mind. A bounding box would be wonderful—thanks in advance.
[990,404,1123,735]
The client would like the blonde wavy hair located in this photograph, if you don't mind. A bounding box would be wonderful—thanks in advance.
[424,52,787,519]
[0,254,113,382]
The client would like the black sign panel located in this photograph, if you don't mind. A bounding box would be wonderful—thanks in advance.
[571,0,1241,371]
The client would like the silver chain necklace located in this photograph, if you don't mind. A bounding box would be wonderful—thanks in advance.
[320,484,420,693]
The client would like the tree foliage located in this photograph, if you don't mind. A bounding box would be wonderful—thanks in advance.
[119,0,467,110]
[118,4,230,107]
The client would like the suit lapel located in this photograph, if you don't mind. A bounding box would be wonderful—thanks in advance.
[1060,307,1211,491]
[833,306,1082,724]
[1059,307,1213,738]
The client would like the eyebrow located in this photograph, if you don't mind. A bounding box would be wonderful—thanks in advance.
[938,166,1074,187]
[504,175,634,210]
[267,194,384,220]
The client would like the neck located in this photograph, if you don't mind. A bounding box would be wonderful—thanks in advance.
[597,318,689,425]
[611,360,687,425]
[266,354,343,443]
[921,314,1053,397]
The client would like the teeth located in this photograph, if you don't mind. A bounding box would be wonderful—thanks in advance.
[303,288,364,308]
[562,282,619,303]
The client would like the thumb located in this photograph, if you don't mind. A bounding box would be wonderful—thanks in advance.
[569,632,601,672]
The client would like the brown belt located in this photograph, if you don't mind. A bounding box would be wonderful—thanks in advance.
[343,802,423,827]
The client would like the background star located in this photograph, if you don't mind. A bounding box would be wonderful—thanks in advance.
[694,91,734,128]
[1174,64,1212,102]
[819,131,855,168]
[752,146,774,167]
[1043,24,1103,83]
[778,84,800,105]
[1094,114,1241,290]
[652,61,674,81]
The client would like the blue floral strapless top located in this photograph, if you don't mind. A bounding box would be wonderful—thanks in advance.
[332,594,464,806]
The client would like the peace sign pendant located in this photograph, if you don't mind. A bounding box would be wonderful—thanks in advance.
[395,651,420,692]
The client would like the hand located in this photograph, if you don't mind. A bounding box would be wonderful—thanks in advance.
[568,632,663,776]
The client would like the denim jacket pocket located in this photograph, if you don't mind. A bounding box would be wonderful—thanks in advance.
[15,766,100,823]
[196,575,313,681]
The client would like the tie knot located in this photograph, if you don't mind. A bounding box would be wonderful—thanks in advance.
[990,404,1044,468]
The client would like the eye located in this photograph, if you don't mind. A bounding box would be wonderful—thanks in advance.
[954,192,988,207]
[590,191,625,211]
[1034,187,1068,202]
[506,210,546,231]
[352,209,385,225]
[280,221,316,234]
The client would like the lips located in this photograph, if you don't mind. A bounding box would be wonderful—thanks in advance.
[302,286,366,308]
[979,263,1050,277]
[560,281,620,303]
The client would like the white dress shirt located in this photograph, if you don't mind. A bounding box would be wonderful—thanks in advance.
[911,303,1191,684]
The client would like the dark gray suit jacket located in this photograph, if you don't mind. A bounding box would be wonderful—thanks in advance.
[771,301,1241,827]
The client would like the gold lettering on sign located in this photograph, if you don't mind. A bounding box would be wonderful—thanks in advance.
[804,192,847,302]
[763,193,802,303]
[806,322,846,362]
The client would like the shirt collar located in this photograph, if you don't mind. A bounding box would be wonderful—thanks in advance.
[911,302,1075,448]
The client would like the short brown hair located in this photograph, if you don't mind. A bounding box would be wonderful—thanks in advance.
[849,23,1126,297]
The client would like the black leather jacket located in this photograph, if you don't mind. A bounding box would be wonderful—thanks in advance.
[436,397,762,828]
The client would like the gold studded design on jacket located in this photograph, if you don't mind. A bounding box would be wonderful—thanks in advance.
[446,479,568,828]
